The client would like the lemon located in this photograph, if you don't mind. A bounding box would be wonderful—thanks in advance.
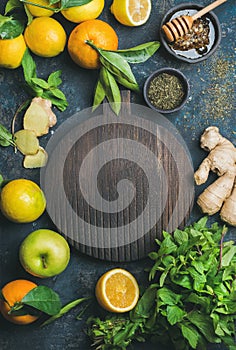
[95,268,139,313]
[110,0,151,26]
[24,17,66,58]
[0,35,26,69]
[0,179,46,223]
[25,0,57,17]
[61,0,104,23]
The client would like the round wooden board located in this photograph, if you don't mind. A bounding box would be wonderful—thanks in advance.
[41,91,194,261]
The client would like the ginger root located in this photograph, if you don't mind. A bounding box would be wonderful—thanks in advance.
[194,126,236,226]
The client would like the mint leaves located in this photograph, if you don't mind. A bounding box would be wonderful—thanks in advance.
[21,49,68,111]
[87,218,236,350]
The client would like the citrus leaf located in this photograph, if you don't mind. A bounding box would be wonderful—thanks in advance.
[99,50,137,85]
[113,41,160,63]
[99,67,121,115]
[22,286,61,316]
[48,70,62,87]
[60,0,93,9]
[5,0,24,14]
[92,78,106,112]
[41,297,90,327]
[0,16,24,39]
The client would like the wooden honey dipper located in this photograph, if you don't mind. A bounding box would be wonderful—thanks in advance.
[162,0,227,42]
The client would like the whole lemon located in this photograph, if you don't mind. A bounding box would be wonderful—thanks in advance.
[25,0,57,17]
[0,35,26,69]
[0,179,46,223]
[61,0,104,23]
[24,17,66,58]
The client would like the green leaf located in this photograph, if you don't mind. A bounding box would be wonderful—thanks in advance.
[0,124,15,147]
[41,90,68,111]
[92,78,106,112]
[5,0,24,14]
[131,286,157,320]
[41,297,89,327]
[167,305,186,325]
[187,311,220,343]
[157,287,182,306]
[60,0,92,9]
[114,41,160,63]
[174,229,189,245]
[21,48,37,83]
[48,70,62,87]
[0,15,25,39]
[99,67,121,115]
[221,246,236,267]
[181,324,199,349]
[99,50,137,85]
[22,286,61,316]
[31,78,49,89]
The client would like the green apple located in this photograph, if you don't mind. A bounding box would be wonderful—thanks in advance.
[19,229,70,278]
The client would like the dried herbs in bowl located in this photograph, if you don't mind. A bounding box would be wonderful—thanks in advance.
[143,67,190,113]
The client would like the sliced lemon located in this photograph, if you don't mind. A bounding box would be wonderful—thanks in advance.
[95,268,139,313]
[110,0,151,27]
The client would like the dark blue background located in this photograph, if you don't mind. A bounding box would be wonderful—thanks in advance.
[0,0,235,349]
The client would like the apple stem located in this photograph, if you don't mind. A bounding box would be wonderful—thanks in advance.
[42,256,47,269]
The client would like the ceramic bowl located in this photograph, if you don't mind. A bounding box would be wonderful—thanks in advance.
[143,67,190,114]
[159,2,222,63]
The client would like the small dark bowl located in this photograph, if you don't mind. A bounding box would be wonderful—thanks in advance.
[160,3,222,63]
[143,67,190,114]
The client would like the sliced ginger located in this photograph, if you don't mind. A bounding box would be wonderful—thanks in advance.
[14,129,39,155]
[24,102,50,136]
[23,146,48,168]
[23,97,57,136]
[194,126,236,226]
[13,97,57,168]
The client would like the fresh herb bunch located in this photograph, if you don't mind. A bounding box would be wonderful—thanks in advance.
[87,217,236,350]
[21,49,68,111]
[86,41,160,115]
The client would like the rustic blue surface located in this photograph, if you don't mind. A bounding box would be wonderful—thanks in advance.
[0,0,235,349]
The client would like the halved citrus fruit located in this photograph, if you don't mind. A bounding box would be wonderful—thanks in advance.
[110,0,152,26]
[95,268,139,313]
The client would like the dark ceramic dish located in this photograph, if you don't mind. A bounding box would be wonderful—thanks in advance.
[143,67,190,114]
[160,3,222,63]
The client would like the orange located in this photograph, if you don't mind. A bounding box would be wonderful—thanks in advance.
[68,19,118,69]
[25,0,57,17]
[24,17,66,57]
[0,34,26,69]
[0,279,39,325]
[0,179,46,223]
[95,268,139,313]
[110,0,152,26]
[61,0,104,23]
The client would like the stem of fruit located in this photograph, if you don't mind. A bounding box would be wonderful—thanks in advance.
[9,302,24,314]
[85,40,101,53]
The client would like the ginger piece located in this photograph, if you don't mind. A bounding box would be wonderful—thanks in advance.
[194,126,236,184]
[14,129,39,155]
[197,171,235,215]
[23,146,48,168]
[220,181,236,226]
[23,97,57,137]
[194,126,236,226]
[32,97,57,128]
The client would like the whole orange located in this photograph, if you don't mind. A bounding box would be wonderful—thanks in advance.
[68,19,118,69]
[0,178,46,223]
[0,279,39,325]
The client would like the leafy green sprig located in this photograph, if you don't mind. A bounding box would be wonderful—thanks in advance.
[19,0,93,12]
[21,49,68,111]
[87,217,236,350]
[86,41,160,115]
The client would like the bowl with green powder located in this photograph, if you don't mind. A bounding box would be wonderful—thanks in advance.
[143,67,190,113]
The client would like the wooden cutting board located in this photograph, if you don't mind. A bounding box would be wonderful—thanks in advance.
[41,91,194,262]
